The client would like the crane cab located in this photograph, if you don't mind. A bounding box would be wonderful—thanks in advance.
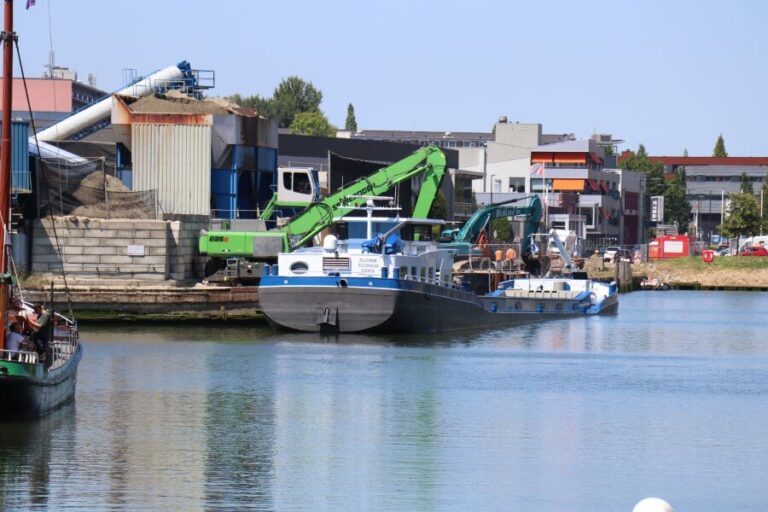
[276,167,321,205]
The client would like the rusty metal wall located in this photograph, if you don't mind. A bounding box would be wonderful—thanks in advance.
[132,124,211,215]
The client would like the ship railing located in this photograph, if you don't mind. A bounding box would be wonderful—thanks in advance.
[47,318,79,370]
[0,349,39,364]
[402,274,465,292]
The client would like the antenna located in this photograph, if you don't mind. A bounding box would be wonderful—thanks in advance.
[45,50,54,77]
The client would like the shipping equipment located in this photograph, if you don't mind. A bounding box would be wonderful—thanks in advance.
[199,146,447,283]
[438,195,542,259]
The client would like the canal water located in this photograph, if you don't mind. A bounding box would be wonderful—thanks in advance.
[2,291,768,511]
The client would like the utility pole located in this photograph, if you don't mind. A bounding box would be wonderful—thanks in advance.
[482,143,487,193]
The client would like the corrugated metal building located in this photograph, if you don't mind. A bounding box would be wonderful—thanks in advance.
[112,94,277,217]
[132,123,211,215]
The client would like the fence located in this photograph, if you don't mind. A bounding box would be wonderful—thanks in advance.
[39,158,159,219]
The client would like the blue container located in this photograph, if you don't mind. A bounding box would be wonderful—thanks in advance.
[1,121,31,192]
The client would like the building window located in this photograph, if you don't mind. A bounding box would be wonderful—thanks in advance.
[509,177,526,192]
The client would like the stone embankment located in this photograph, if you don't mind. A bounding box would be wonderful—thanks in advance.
[635,263,768,290]
[585,255,768,290]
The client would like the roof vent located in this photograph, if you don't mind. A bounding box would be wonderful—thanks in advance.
[498,116,508,123]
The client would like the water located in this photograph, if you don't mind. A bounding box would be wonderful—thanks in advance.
[2,291,768,511]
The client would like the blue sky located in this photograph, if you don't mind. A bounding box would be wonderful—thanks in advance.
[12,0,768,156]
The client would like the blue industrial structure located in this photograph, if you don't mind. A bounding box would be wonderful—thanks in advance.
[212,146,277,219]
[1,121,31,192]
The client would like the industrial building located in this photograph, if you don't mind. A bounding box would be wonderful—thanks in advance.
[639,155,768,242]
[278,133,459,218]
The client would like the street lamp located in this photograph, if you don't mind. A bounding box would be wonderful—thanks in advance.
[482,142,487,193]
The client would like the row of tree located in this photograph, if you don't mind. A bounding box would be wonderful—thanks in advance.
[226,76,357,137]
[621,135,768,238]
[619,145,691,234]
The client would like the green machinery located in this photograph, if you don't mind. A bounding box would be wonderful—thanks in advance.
[258,166,321,222]
[199,146,447,283]
[437,195,542,258]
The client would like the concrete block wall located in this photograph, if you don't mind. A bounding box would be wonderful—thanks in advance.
[32,217,171,281]
[166,215,209,281]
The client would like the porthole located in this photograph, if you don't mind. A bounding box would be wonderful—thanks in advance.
[290,261,309,274]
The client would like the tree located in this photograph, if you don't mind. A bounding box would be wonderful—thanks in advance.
[739,172,754,194]
[270,76,323,128]
[620,144,665,196]
[720,192,760,237]
[428,188,447,219]
[428,188,448,238]
[289,111,336,137]
[713,134,728,157]
[491,216,513,242]
[620,144,668,236]
[664,167,691,234]
[345,103,358,132]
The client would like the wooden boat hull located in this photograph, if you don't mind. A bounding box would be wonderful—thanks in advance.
[0,344,83,418]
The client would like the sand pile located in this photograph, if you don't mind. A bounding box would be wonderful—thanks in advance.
[70,171,155,219]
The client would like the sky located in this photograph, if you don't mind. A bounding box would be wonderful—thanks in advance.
[11,0,768,156]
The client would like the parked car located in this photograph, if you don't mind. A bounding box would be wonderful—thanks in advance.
[603,246,620,263]
[739,245,768,257]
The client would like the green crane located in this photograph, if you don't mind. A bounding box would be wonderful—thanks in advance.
[438,195,542,257]
[199,146,447,283]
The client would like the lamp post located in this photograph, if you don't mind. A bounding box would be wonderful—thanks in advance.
[482,142,487,193]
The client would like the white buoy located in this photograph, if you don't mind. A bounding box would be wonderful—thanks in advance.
[633,497,674,512]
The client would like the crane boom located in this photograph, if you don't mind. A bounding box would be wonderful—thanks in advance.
[282,146,446,248]
[438,195,542,257]
[199,146,447,276]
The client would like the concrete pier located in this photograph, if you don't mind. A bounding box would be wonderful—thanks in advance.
[22,278,260,322]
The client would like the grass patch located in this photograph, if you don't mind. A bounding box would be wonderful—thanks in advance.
[651,256,768,272]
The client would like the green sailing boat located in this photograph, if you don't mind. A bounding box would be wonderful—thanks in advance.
[0,0,82,418]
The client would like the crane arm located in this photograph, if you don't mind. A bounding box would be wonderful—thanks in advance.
[454,195,542,244]
[282,146,446,248]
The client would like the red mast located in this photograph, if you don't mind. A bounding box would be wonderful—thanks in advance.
[0,0,13,349]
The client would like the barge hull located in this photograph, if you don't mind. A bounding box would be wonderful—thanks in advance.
[259,278,610,334]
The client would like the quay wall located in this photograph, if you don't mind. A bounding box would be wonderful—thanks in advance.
[31,216,208,281]
[22,283,260,321]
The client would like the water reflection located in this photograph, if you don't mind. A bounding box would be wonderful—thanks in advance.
[203,345,276,511]
[2,291,768,511]
[0,404,76,509]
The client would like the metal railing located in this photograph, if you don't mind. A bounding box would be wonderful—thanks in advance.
[48,321,79,371]
[1,349,39,364]
[402,273,464,291]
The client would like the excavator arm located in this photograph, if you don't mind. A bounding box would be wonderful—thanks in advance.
[199,146,447,267]
[438,195,542,256]
[282,146,446,248]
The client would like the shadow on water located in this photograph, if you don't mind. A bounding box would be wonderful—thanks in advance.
[0,403,77,509]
